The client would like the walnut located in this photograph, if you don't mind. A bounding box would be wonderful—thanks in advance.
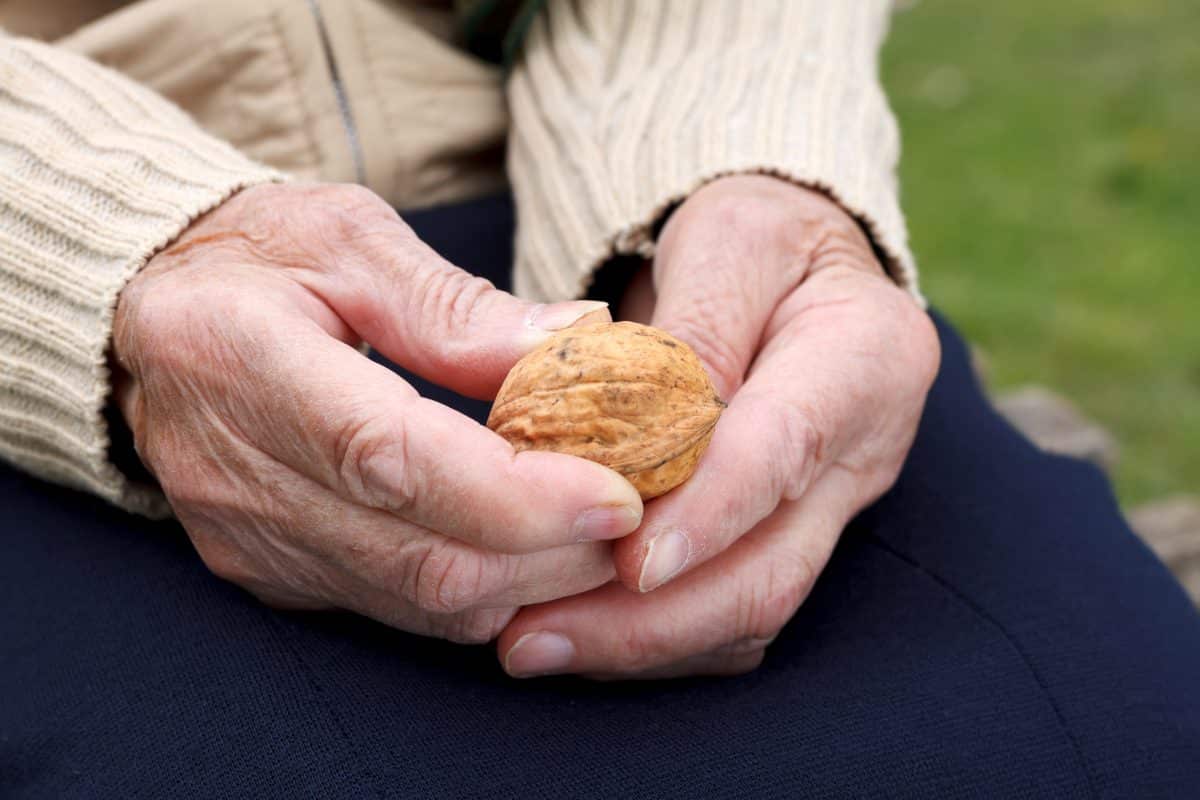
[487,321,725,500]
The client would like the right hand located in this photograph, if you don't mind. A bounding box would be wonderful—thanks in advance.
[111,183,643,643]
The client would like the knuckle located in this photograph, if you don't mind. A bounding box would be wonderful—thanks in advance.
[331,413,418,512]
[737,553,813,641]
[766,399,824,502]
[407,543,494,615]
[438,608,513,645]
[614,625,678,673]
[417,268,498,343]
[665,313,744,394]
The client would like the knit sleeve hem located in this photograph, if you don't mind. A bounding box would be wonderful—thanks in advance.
[505,0,922,307]
[0,34,285,517]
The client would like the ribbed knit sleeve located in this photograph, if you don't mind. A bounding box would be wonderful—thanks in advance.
[0,34,284,517]
[506,0,922,305]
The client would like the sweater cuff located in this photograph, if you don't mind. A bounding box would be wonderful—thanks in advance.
[0,36,284,517]
[506,0,922,307]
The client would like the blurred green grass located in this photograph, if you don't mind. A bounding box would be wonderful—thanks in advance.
[882,0,1200,504]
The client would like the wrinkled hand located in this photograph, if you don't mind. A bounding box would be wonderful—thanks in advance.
[112,183,644,643]
[499,176,940,678]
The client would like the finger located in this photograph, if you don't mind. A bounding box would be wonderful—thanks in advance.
[649,176,873,398]
[287,185,612,399]
[345,588,520,645]
[185,447,617,617]
[613,268,926,592]
[223,315,642,552]
[580,643,766,682]
[251,568,521,645]
[319,497,619,612]
[498,475,851,678]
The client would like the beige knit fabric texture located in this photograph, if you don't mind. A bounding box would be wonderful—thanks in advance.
[508,0,920,304]
[1,0,918,516]
[0,35,283,517]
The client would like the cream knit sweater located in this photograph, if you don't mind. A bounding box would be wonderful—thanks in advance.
[0,0,919,517]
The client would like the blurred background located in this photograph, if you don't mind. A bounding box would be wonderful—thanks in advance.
[882,0,1198,514]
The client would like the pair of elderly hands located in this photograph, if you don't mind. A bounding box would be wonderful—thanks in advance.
[111,175,938,679]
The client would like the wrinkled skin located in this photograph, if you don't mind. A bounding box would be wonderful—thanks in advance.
[498,176,940,679]
[112,183,645,644]
[115,176,938,676]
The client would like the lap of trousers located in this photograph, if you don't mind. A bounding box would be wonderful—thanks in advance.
[3,195,1198,800]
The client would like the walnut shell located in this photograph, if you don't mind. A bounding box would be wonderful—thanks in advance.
[487,321,725,500]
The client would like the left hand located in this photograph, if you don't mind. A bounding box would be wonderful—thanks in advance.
[497,175,940,678]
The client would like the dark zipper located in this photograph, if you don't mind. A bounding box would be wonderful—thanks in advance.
[304,0,367,185]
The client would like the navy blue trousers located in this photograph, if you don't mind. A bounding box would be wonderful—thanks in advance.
[3,196,1199,799]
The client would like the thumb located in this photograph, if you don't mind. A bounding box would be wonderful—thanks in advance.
[648,184,800,400]
[297,195,611,399]
[367,262,611,399]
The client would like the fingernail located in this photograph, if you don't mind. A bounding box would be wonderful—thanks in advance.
[505,632,574,677]
[573,504,642,541]
[638,529,690,592]
[527,301,610,332]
